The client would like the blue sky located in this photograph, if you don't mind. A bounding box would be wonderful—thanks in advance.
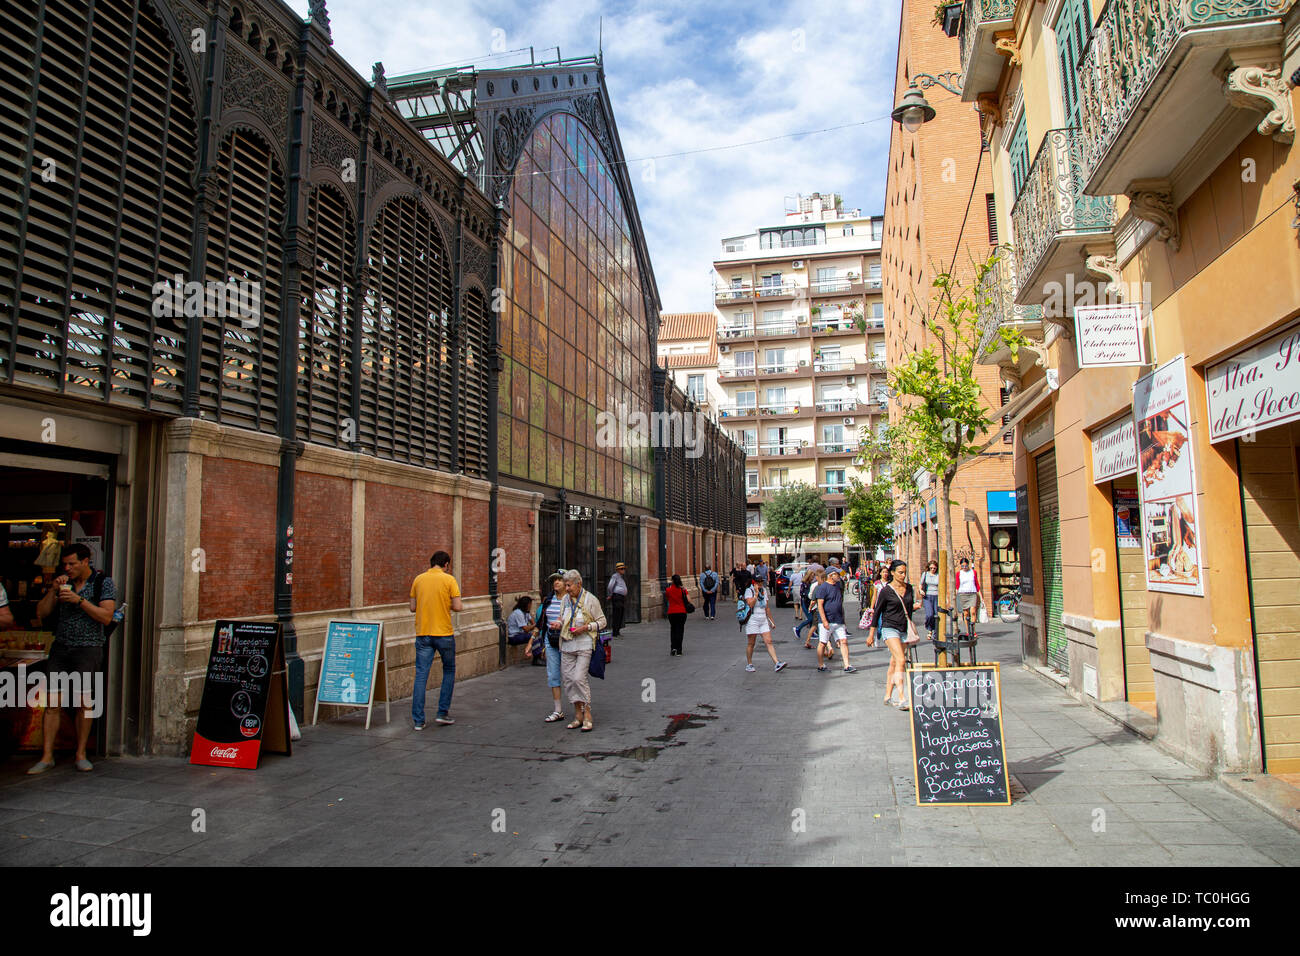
[290,0,902,312]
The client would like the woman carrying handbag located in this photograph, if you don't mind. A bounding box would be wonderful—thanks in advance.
[664,574,690,656]
[865,560,922,710]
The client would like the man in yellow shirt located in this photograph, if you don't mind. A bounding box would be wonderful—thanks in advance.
[408,550,463,729]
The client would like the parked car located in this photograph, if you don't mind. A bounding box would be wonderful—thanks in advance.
[774,562,808,607]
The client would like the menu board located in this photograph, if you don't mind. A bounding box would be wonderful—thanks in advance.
[313,620,389,729]
[908,664,1010,806]
[1015,484,1034,596]
[191,620,291,769]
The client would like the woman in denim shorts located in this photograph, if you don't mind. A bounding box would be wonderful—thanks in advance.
[535,573,567,722]
[866,559,921,709]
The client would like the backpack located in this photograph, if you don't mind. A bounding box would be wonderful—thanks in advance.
[736,591,755,626]
[704,571,718,591]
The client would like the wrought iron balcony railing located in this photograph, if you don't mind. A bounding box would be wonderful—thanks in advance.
[756,321,799,336]
[976,250,1043,359]
[816,399,859,413]
[717,323,755,338]
[1076,0,1288,191]
[715,286,753,301]
[1010,128,1117,295]
[959,0,1017,99]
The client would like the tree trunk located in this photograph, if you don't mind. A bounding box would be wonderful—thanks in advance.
[939,470,956,665]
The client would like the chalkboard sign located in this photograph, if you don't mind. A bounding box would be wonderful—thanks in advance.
[191,620,291,769]
[908,664,1010,806]
[313,620,389,729]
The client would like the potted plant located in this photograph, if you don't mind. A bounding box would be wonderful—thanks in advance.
[810,305,822,316]
[934,1,962,35]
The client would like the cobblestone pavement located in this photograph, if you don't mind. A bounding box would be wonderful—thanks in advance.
[2,605,1299,866]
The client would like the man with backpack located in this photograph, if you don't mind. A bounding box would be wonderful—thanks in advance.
[28,543,116,774]
[698,565,720,620]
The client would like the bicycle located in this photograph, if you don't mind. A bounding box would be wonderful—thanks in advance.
[995,587,1022,623]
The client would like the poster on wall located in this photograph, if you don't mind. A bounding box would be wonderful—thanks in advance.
[1132,355,1204,595]
[1114,489,1141,549]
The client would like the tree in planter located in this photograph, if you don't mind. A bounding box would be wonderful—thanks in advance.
[762,482,828,555]
[888,251,1026,628]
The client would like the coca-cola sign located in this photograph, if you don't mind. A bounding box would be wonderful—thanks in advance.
[209,746,240,759]
[1206,321,1300,443]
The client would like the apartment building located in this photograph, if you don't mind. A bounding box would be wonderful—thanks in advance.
[883,0,1020,613]
[709,194,888,563]
[659,312,723,412]
[966,0,1300,776]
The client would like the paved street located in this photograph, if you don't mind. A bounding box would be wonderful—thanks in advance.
[2,604,1299,867]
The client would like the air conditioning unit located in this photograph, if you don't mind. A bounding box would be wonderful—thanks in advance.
[719,344,730,353]
[791,260,805,269]
[846,375,857,384]
[795,315,808,324]
[843,417,856,426]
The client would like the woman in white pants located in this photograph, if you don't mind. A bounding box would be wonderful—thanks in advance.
[559,570,606,732]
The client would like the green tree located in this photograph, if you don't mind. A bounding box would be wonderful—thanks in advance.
[762,482,828,553]
[843,477,894,552]
[888,250,1026,610]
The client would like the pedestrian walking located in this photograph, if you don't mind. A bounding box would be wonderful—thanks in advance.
[408,550,463,729]
[793,567,818,648]
[866,560,921,710]
[560,570,605,732]
[738,569,786,673]
[607,561,628,637]
[27,543,116,774]
[920,560,940,639]
[956,557,982,638]
[698,565,720,619]
[815,567,856,673]
[664,574,689,655]
[535,573,567,722]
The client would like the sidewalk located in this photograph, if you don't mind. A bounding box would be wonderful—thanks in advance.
[2,605,1299,866]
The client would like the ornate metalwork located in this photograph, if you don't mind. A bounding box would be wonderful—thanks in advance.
[1223,65,1295,143]
[490,105,536,201]
[223,48,290,135]
[1076,0,1288,186]
[1010,128,1117,289]
[571,93,614,164]
[959,0,1017,88]
[977,249,1043,359]
[1126,179,1181,250]
[912,71,965,96]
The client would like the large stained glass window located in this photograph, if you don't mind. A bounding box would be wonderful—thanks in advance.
[499,112,654,509]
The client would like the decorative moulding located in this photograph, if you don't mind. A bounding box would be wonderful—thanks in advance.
[1125,179,1181,252]
[1223,65,1295,143]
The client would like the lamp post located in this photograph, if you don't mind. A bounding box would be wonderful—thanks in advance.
[890,72,965,131]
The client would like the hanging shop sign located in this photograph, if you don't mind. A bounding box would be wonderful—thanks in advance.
[1205,320,1300,443]
[1132,355,1204,595]
[313,620,390,730]
[1091,415,1138,483]
[1075,303,1146,368]
[191,620,291,769]
[908,664,1010,806]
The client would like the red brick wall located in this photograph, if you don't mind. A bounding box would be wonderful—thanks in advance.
[294,472,352,613]
[646,520,659,582]
[364,483,453,605]
[198,457,278,619]
[461,497,490,596]
[495,504,535,595]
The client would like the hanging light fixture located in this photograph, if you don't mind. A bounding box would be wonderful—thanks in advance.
[891,82,936,133]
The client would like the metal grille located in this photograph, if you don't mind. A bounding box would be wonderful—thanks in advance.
[199,130,284,432]
[1036,451,1068,674]
[359,194,455,470]
[296,184,355,446]
[458,286,489,477]
[0,0,195,411]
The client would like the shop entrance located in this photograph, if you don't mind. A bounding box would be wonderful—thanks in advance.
[1238,424,1300,774]
[1112,477,1155,712]
[0,452,116,759]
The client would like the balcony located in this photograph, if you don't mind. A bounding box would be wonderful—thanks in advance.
[718,404,759,418]
[717,322,755,340]
[1076,0,1290,199]
[976,250,1046,378]
[755,321,800,337]
[811,314,865,334]
[757,441,807,457]
[816,398,860,414]
[755,281,800,301]
[758,362,810,379]
[958,0,1017,101]
[1010,128,1117,305]
[818,483,849,496]
[715,286,754,302]
[816,442,858,455]
[718,365,757,380]
[810,277,864,297]
[812,358,859,375]
[758,403,803,418]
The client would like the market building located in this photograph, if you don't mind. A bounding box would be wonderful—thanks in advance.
[883,2,1022,612]
[963,0,1300,775]
[0,0,743,757]
[705,195,888,566]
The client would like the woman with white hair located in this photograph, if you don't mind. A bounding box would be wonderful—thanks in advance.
[559,569,606,732]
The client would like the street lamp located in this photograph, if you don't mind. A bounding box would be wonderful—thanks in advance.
[890,72,965,132]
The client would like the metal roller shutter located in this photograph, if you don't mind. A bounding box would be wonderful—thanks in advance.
[1036,451,1068,674]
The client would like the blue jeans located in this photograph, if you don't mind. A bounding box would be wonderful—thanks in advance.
[703,592,717,617]
[923,594,938,634]
[412,635,455,723]
[794,598,815,638]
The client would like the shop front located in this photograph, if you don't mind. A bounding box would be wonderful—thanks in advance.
[537,501,643,626]
[985,491,1020,606]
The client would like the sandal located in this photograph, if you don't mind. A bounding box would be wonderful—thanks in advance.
[581,719,594,732]
[544,711,565,722]
[566,720,583,730]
